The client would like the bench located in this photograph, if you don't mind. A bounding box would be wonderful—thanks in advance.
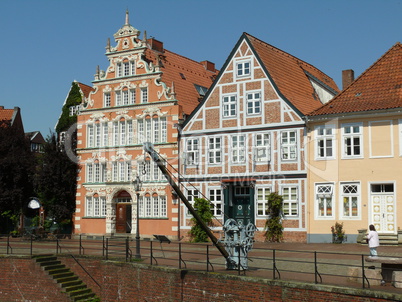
[366,257,402,283]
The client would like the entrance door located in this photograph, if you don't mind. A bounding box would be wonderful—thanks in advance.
[116,204,132,233]
[370,183,396,233]
[232,186,253,226]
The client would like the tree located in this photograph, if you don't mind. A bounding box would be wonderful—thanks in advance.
[264,192,284,242]
[35,133,77,227]
[0,123,35,233]
[189,198,213,243]
[55,81,82,134]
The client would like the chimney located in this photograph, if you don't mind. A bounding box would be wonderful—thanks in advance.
[147,38,164,52]
[0,106,3,110]
[342,69,354,89]
[200,60,215,72]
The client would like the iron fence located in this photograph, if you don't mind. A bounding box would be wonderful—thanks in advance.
[0,234,400,292]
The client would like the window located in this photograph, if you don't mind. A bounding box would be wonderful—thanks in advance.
[236,61,251,77]
[112,120,133,146]
[282,186,298,216]
[316,184,334,218]
[86,196,106,217]
[186,138,199,166]
[281,131,297,160]
[137,161,163,182]
[208,137,222,164]
[117,63,123,77]
[254,133,270,162]
[256,187,272,216]
[342,123,362,158]
[139,195,167,218]
[87,122,109,148]
[123,61,130,76]
[231,135,246,163]
[130,89,136,104]
[246,92,261,115]
[223,95,237,117]
[104,93,111,107]
[316,125,335,159]
[186,189,199,216]
[111,161,132,182]
[141,87,148,103]
[69,105,80,116]
[341,183,359,218]
[116,91,122,106]
[137,117,167,144]
[130,61,136,75]
[209,188,222,216]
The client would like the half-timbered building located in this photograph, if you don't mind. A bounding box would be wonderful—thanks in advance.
[180,33,339,242]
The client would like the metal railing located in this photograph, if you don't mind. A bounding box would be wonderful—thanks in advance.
[1,234,399,291]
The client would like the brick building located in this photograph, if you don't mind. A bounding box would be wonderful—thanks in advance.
[74,11,217,238]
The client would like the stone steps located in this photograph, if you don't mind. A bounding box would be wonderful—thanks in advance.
[33,254,99,302]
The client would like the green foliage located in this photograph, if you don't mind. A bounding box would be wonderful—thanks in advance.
[55,82,82,133]
[264,192,284,242]
[189,198,213,243]
[331,222,346,243]
[35,133,77,224]
[0,125,34,222]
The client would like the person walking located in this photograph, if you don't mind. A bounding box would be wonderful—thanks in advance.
[366,224,380,257]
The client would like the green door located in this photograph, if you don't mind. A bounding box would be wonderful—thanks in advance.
[224,185,254,226]
[233,197,251,226]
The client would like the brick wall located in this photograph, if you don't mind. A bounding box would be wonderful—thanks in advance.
[0,256,70,302]
[1,256,400,302]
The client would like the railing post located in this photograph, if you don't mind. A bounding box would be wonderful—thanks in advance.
[125,237,129,262]
[362,254,366,289]
[102,236,105,257]
[238,244,241,275]
[179,243,182,269]
[105,238,109,260]
[7,234,10,254]
[273,249,276,279]
[207,245,209,272]
[30,235,33,255]
[79,234,82,255]
[150,240,153,265]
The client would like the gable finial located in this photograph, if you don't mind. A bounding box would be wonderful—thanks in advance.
[125,9,129,25]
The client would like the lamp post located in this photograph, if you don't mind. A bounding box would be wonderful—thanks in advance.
[133,175,142,259]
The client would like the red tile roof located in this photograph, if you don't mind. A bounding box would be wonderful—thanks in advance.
[0,107,14,124]
[144,48,218,116]
[77,82,95,98]
[309,42,402,116]
[245,33,339,115]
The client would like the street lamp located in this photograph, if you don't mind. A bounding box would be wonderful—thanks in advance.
[133,175,142,259]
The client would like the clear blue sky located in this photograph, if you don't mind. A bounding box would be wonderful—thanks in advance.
[0,0,401,137]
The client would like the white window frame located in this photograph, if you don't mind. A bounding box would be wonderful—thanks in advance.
[342,123,363,159]
[137,161,163,182]
[186,188,199,216]
[281,130,297,161]
[254,133,270,162]
[256,186,272,217]
[340,182,360,219]
[222,95,237,118]
[315,183,334,219]
[112,120,133,146]
[137,117,167,144]
[231,134,246,164]
[246,92,261,115]
[281,185,299,217]
[209,188,222,217]
[186,138,199,166]
[112,161,132,182]
[141,87,148,103]
[208,137,222,164]
[236,60,251,78]
[315,124,335,160]
[86,196,106,217]
[104,92,111,107]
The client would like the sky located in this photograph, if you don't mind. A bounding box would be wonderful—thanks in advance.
[0,0,401,137]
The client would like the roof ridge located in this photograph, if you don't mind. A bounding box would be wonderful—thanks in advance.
[158,48,216,73]
[244,32,332,80]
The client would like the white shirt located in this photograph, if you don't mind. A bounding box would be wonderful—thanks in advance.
[367,230,380,248]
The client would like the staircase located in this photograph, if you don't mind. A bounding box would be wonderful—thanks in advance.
[33,254,99,302]
[379,233,399,245]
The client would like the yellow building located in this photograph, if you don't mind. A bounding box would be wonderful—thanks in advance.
[306,43,402,244]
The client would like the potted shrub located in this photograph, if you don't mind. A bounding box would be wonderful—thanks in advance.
[331,222,346,243]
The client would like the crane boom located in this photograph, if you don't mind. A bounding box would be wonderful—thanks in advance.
[143,142,230,261]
